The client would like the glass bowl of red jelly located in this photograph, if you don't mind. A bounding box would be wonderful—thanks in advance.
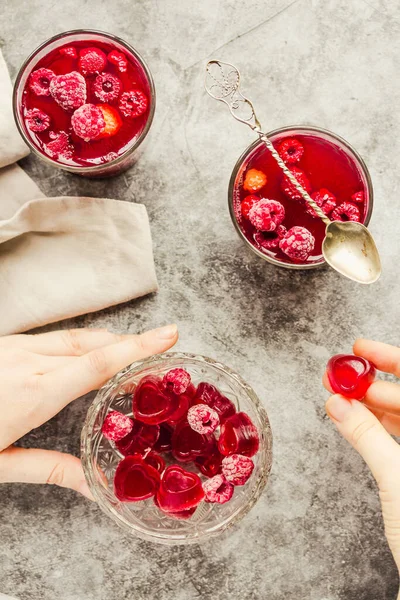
[229,126,374,269]
[81,352,272,544]
[13,30,155,178]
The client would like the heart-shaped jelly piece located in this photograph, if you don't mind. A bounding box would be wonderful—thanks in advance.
[218,412,259,457]
[166,391,191,424]
[153,423,174,453]
[132,376,180,424]
[144,451,166,474]
[195,444,223,478]
[327,354,376,400]
[171,420,214,463]
[116,419,159,456]
[114,455,160,502]
[156,465,205,512]
[193,382,236,423]
[154,495,197,520]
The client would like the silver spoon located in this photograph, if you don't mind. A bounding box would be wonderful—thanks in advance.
[205,60,381,285]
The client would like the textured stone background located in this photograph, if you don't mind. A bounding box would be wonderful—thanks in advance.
[1,0,400,598]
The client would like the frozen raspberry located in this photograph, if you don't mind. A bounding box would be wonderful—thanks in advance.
[45,131,74,160]
[101,411,133,442]
[277,138,304,165]
[187,404,220,434]
[108,50,128,73]
[203,474,234,504]
[331,202,360,222]
[28,68,55,96]
[279,226,315,262]
[93,72,122,103]
[119,89,148,118]
[78,47,107,76]
[281,166,311,201]
[241,195,259,219]
[60,46,78,59]
[306,188,337,218]
[49,72,87,111]
[248,199,285,232]
[97,104,122,138]
[243,168,267,193]
[351,191,365,203]
[163,368,191,395]
[254,225,287,251]
[25,108,50,132]
[222,454,254,486]
[71,104,105,141]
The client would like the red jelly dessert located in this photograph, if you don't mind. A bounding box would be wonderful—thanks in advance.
[171,420,214,463]
[203,474,234,504]
[153,423,174,453]
[222,454,254,485]
[115,419,159,456]
[156,466,205,513]
[193,382,236,423]
[218,412,260,457]
[132,376,179,424]
[195,446,224,478]
[231,126,373,267]
[114,455,160,502]
[326,354,376,400]
[14,30,154,176]
[102,411,133,442]
[143,451,166,474]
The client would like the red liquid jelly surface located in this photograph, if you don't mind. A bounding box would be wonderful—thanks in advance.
[20,40,151,168]
[232,130,370,265]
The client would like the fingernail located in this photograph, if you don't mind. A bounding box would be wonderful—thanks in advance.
[79,480,95,501]
[154,324,178,340]
[326,394,353,422]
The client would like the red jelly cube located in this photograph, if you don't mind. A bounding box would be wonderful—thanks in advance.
[171,420,214,463]
[132,376,180,424]
[218,412,259,457]
[326,354,376,400]
[156,466,205,513]
[193,382,236,423]
[114,455,160,502]
[115,419,159,456]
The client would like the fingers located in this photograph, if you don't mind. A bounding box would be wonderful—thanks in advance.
[42,324,178,411]
[0,447,93,500]
[0,328,128,356]
[354,339,400,378]
[326,394,400,486]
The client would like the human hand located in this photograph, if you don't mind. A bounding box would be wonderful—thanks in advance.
[0,324,178,500]
[324,339,400,583]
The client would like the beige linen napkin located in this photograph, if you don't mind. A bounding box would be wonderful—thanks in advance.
[0,51,158,335]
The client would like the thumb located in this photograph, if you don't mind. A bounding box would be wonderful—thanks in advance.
[0,446,93,500]
[326,394,400,486]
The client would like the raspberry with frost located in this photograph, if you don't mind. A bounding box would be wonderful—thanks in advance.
[49,72,87,111]
[222,454,254,485]
[71,103,105,141]
[203,474,234,504]
[279,226,315,262]
[93,72,122,103]
[102,411,133,442]
[25,108,50,132]
[187,404,220,434]
[163,368,191,395]
[29,68,55,96]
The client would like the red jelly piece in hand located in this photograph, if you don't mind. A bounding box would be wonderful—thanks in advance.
[153,423,174,453]
[116,419,159,456]
[193,382,236,423]
[218,412,259,457]
[171,420,213,463]
[156,466,205,513]
[144,451,165,474]
[326,354,376,400]
[114,455,160,502]
[132,376,179,424]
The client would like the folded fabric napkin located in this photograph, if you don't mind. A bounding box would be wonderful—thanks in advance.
[0,51,158,335]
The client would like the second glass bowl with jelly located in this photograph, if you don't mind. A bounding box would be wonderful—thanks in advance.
[81,353,272,545]
[229,125,374,269]
[13,29,155,177]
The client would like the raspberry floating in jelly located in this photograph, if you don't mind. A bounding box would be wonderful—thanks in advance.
[29,68,55,96]
[45,131,74,160]
[306,188,337,218]
[281,166,311,201]
[193,382,236,423]
[279,226,315,262]
[218,412,259,457]
[119,89,148,118]
[157,466,205,513]
[241,195,259,219]
[116,419,160,456]
[108,50,128,73]
[222,454,254,485]
[93,72,122,103]
[60,46,77,59]
[248,198,285,232]
[352,191,364,203]
[254,225,287,251]
[49,72,87,111]
[71,103,106,141]
[114,455,160,502]
[326,354,376,400]
[277,138,304,165]
[25,108,50,132]
[132,376,179,424]
[102,410,133,442]
[78,47,107,76]
[331,202,360,223]
[187,404,220,434]
[163,368,191,395]
[203,474,234,504]
[243,168,267,193]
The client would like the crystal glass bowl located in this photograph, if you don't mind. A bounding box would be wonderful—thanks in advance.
[81,352,272,545]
